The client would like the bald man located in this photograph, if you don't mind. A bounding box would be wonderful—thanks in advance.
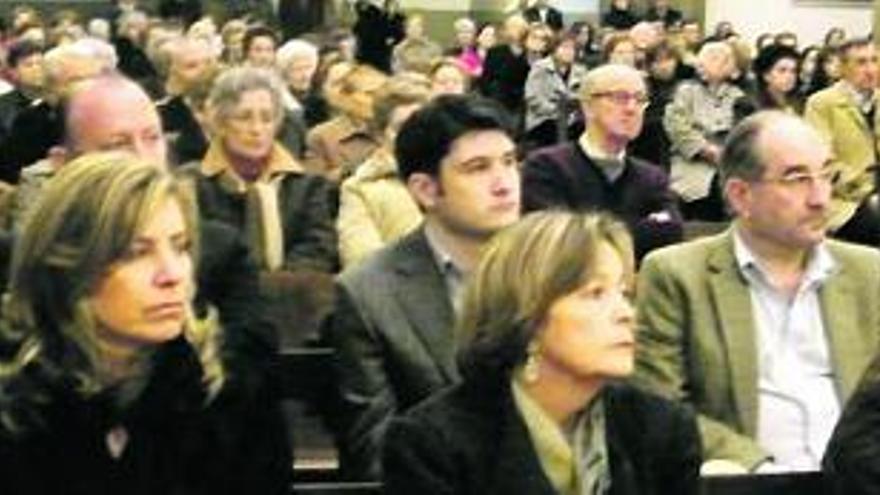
[522,63,682,262]
[12,74,276,357]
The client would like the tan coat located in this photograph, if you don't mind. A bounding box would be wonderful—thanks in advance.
[634,230,880,469]
[304,115,379,182]
[337,148,422,268]
[804,82,880,229]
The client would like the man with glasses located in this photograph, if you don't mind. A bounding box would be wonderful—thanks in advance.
[522,63,682,262]
[805,37,880,247]
[635,111,880,475]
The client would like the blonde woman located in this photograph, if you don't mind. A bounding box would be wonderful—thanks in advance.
[0,153,290,494]
[384,211,701,494]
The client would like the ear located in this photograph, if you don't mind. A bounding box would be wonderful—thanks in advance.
[406,172,440,211]
[724,177,751,219]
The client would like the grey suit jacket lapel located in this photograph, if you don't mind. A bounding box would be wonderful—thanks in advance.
[391,229,459,382]
[706,232,759,436]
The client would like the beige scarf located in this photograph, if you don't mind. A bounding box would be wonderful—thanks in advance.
[201,142,304,271]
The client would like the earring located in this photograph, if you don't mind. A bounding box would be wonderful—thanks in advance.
[523,341,541,383]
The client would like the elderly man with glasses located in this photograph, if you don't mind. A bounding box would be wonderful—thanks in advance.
[522,63,682,262]
[635,111,880,476]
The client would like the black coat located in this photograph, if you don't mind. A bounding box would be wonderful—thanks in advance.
[479,44,531,117]
[824,359,880,494]
[183,165,338,273]
[0,100,62,183]
[601,7,640,30]
[0,337,291,495]
[384,378,702,495]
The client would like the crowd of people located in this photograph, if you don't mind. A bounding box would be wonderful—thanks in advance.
[0,0,879,493]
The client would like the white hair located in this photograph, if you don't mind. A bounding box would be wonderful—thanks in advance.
[454,17,476,33]
[43,37,117,85]
[276,39,319,73]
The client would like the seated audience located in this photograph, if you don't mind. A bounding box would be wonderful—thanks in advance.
[629,41,689,171]
[9,73,277,363]
[428,57,469,96]
[337,73,429,267]
[804,37,880,247]
[391,14,441,74]
[0,40,43,143]
[183,67,337,343]
[457,21,497,78]
[276,39,325,129]
[804,46,841,96]
[242,25,278,69]
[665,41,745,221]
[0,152,290,494]
[447,16,476,60]
[183,66,337,275]
[156,35,218,163]
[479,14,531,121]
[736,44,803,118]
[384,211,702,494]
[602,32,640,68]
[326,94,521,480]
[0,37,116,183]
[523,64,682,262]
[305,63,387,182]
[636,111,880,473]
[523,32,587,150]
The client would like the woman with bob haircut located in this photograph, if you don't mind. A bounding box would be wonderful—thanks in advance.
[383,211,701,495]
[0,153,291,494]
[184,66,337,275]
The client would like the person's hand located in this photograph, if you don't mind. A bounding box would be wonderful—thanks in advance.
[700,459,750,476]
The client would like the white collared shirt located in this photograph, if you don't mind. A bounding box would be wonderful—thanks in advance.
[733,230,840,471]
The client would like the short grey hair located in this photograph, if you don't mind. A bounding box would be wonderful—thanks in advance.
[578,63,645,100]
[275,39,319,74]
[117,10,148,35]
[208,66,286,128]
[43,37,117,87]
[453,17,476,33]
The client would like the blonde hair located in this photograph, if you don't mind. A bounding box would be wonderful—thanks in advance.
[457,211,633,380]
[0,152,224,432]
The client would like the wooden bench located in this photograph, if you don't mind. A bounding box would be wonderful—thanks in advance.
[279,346,343,483]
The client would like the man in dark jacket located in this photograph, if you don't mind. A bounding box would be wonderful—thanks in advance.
[522,63,682,262]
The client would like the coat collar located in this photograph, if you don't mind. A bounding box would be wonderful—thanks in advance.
[200,141,303,184]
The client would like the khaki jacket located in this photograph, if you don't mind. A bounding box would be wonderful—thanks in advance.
[634,230,880,469]
[804,82,880,229]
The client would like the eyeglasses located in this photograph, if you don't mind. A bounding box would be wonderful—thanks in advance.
[754,168,838,191]
[590,91,650,108]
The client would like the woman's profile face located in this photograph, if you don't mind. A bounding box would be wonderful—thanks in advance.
[89,198,193,353]
[534,242,635,382]
[221,88,277,161]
